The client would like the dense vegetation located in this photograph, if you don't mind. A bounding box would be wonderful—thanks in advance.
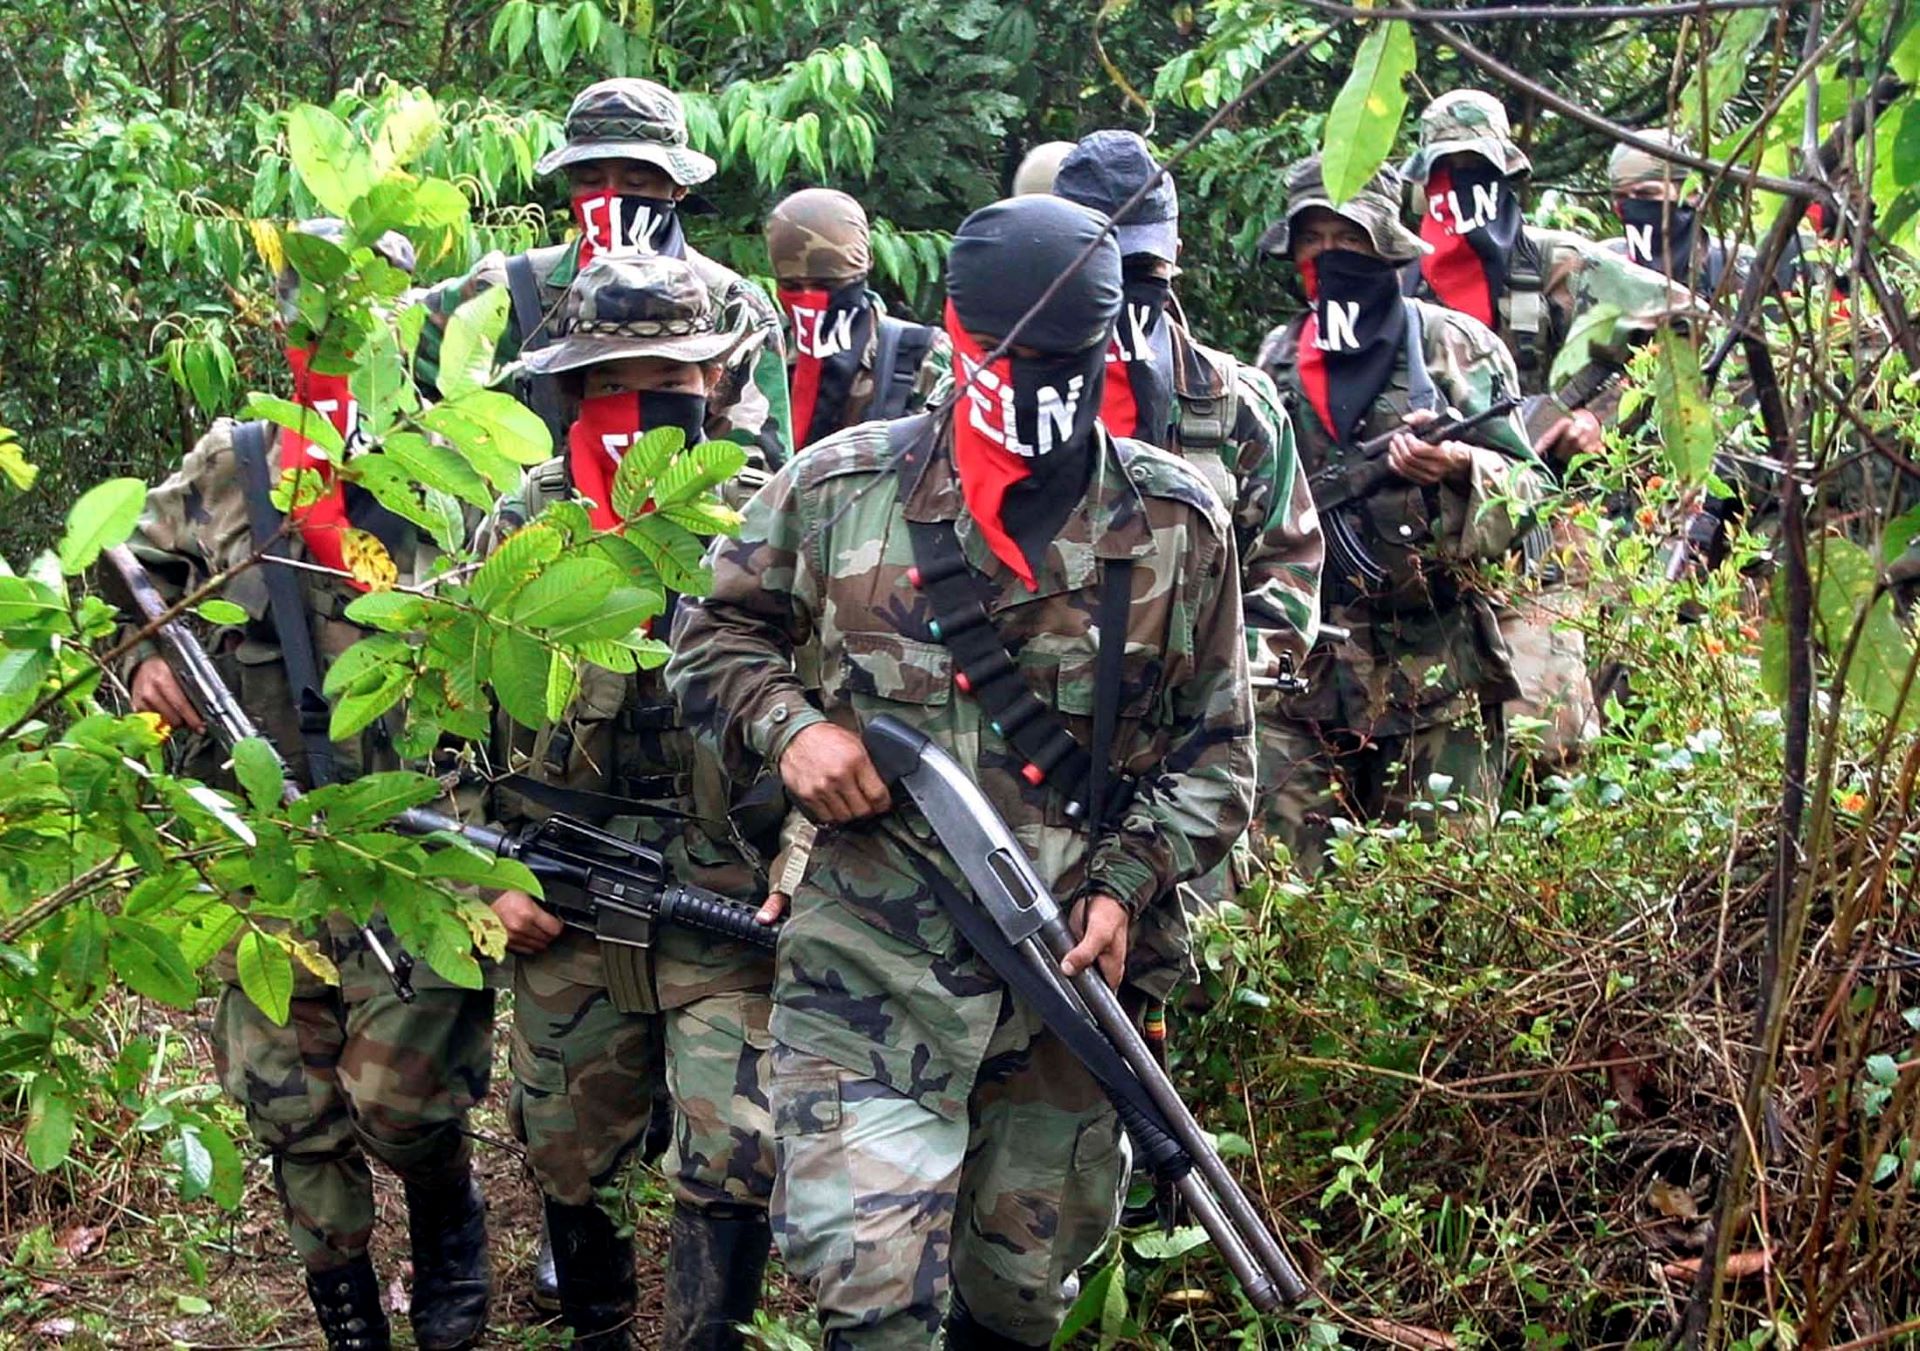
[1,1,1917,1347]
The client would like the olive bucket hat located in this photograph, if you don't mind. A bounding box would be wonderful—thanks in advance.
[1401,89,1532,180]
[520,254,744,375]
[534,79,718,186]
[1256,156,1429,264]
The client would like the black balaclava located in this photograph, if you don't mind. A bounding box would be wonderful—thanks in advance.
[1618,196,1699,282]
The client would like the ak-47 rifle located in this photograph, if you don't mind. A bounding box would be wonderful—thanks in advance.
[103,547,778,992]
[862,715,1310,1311]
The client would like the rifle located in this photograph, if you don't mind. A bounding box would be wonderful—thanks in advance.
[103,547,778,995]
[862,715,1309,1311]
[1250,625,1352,693]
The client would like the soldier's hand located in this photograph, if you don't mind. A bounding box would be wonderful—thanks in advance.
[1387,431,1473,487]
[492,890,564,955]
[130,657,205,733]
[1062,894,1130,989]
[758,892,789,925]
[780,722,892,823]
[1535,408,1604,460]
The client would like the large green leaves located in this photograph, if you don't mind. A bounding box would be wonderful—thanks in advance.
[1320,21,1415,205]
[236,930,293,1026]
[286,105,377,217]
[108,918,199,1010]
[437,286,510,401]
[26,1076,76,1172]
[1649,335,1714,483]
[57,477,145,574]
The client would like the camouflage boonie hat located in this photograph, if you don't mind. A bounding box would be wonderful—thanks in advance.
[534,79,717,186]
[1011,141,1076,195]
[520,254,742,374]
[1257,156,1429,264]
[1610,129,1689,190]
[765,188,871,284]
[1401,89,1531,180]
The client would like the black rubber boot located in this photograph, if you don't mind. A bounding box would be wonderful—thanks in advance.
[404,1172,491,1350]
[305,1255,392,1351]
[546,1197,637,1349]
[660,1201,773,1351]
[531,1211,562,1313]
[941,1295,1050,1350]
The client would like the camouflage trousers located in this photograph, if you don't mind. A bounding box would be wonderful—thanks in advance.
[212,935,495,1272]
[770,1011,1127,1349]
[508,934,775,1213]
[1499,587,1599,775]
[1254,703,1506,876]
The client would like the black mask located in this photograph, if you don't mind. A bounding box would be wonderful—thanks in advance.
[637,389,708,443]
[1618,197,1698,281]
[1111,271,1175,445]
[1307,249,1405,446]
[998,341,1109,569]
[782,277,875,449]
[572,191,688,262]
[1423,157,1525,303]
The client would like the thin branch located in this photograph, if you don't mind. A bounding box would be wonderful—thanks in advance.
[1320,0,1781,19]
[0,857,121,944]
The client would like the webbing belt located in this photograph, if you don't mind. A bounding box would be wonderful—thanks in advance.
[887,417,1136,825]
[871,316,937,421]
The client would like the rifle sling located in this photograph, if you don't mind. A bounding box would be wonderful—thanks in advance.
[888,416,1136,827]
[232,421,338,789]
[505,253,569,453]
[906,852,1190,1180]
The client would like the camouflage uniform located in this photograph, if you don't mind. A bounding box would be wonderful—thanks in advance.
[765,188,951,443]
[667,404,1255,1345]
[123,415,494,1345]
[484,254,777,1350]
[416,80,792,468]
[1403,93,1697,770]
[1255,159,1545,875]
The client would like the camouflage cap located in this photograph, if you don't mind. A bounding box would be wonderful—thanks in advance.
[1053,129,1180,263]
[1609,129,1689,189]
[534,79,717,186]
[1257,155,1429,264]
[764,188,871,284]
[1011,141,1077,195]
[1401,89,1531,180]
[520,254,742,374]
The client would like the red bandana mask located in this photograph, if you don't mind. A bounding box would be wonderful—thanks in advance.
[282,347,361,585]
[1419,165,1494,325]
[571,190,684,268]
[778,284,868,449]
[944,303,1040,589]
[569,392,648,532]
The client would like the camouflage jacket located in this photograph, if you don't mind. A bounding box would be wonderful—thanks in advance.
[1164,312,1322,675]
[480,458,774,1012]
[666,419,1255,1117]
[416,239,793,468]
[783,293,953,437]
[1412,226,1698,419]
[1257,300,1546,735]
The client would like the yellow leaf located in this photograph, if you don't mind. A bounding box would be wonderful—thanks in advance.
[288,938,340,986]
[342,528,399,592]
[249,219,285,276]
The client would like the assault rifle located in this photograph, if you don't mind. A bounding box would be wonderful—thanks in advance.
[104,547,777,997]
[862,715,1310,1311]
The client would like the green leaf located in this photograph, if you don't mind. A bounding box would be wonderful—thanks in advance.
[343,590,433,632]
[547,581,666,643]
[383,432,494,509]
[610,425,685,518]
[1808,535,1920,729]
[26,1076,76,1172]
[282,228,352,285]
[470,522,564,611]
[624,513,712,595]
[326,771,445,830]
[329,667,410,741]
[58,477,146,574]
[200,1122,245,1209]
[286,105,376,217]
[437,285,510,400]
[1129,1225,1211,1261]
[194,598,249,626]
[371,87,441,175]
[322,632,411,698]
[242,394,346,457]
[350,318,415,440]
[56,908,108,999]
[417,847,543,898]
[108,918,199,1010]
[508,556,620,629]
[232,736,287,812]
[538,2,570,75]
[251,824,300,908]
[651,439,748,510]
[1548,303,1623,390]
[166,1127,215,1201]
[1320,21,1415,205]
[235,930,293,1025]
[1650,335,1714,483]
[491,625,554,728]
[431,389,554,467]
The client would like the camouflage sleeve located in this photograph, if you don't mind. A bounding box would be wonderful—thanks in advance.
[412,250,518,398]
[665,459,827,780]
[116,421,247,673]
[1544,231,1702,358]
[1226,364,1321,673]
[1086,494,1255,914]
[703,276,795,472]
[908,329,955,415]
[1426,308,1549,560]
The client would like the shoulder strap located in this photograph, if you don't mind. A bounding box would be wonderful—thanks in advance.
[885,419,1134,829]
[232,421,337,788]
[505,253,568,453]
[1400,302,1444,414]
[871,316,937,421]
[1174,345,1240,452]
[1086,556,1133,831]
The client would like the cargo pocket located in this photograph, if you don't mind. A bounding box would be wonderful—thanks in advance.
[835,630,952,710]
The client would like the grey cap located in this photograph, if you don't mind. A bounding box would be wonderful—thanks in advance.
[947,196,1122,353]
[1609,129,1690,189]
[520,254,743,374]
[1052,129,1180,264]
[1256,156,1430,264]
[534,79,718,185]
[1011,141,1077,196]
